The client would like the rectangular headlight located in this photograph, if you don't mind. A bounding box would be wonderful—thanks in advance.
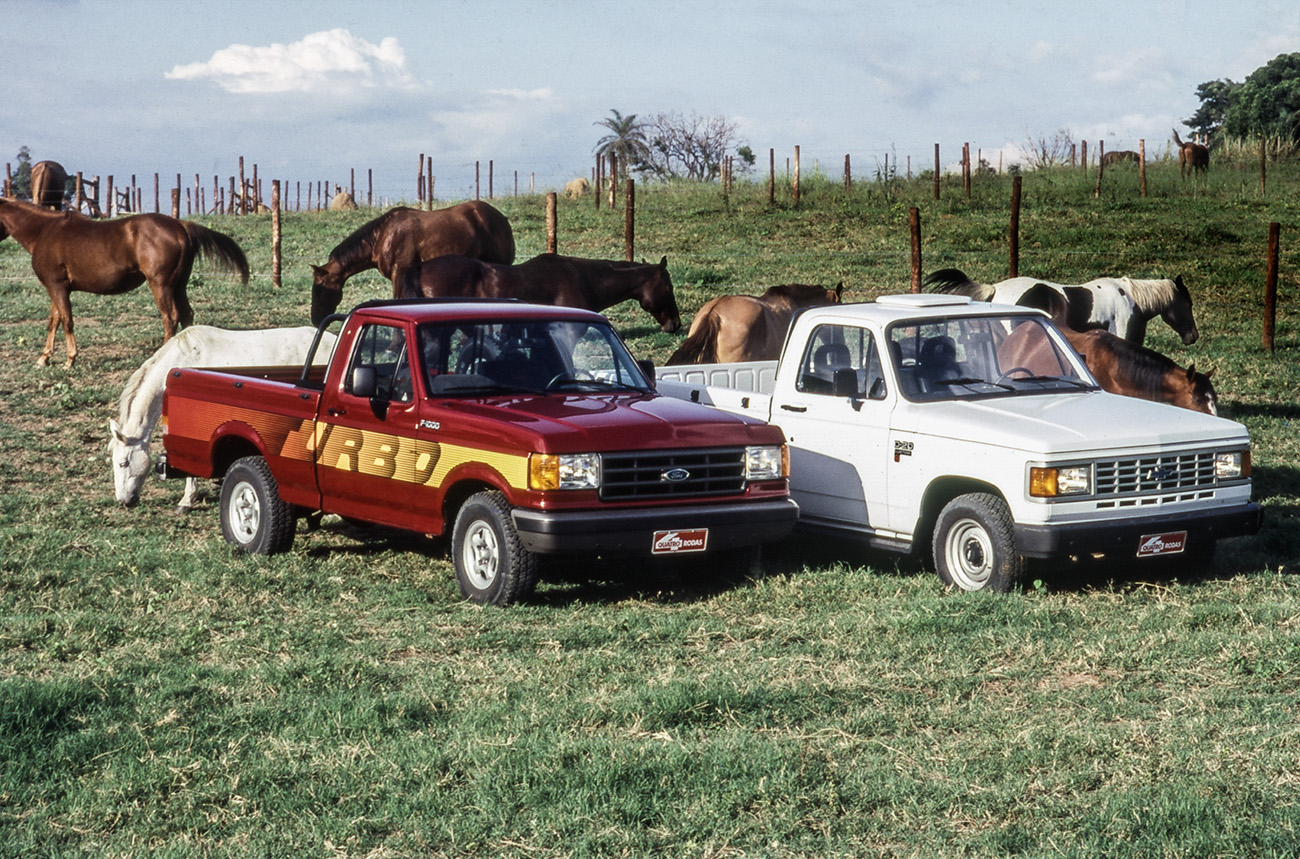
[744,445,788,481]
[529,453,601,490]
[1215,450,1248,481]
[1030,465,1092,498]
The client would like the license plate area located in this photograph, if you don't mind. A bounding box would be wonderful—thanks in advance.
[1137,530,1187,558]
[652,528,709,555]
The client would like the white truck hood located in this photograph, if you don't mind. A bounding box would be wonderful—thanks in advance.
[898,389,1249,456]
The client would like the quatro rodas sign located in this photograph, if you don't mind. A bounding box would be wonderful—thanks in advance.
[1137,531,1188,558]
[652,528,709,554]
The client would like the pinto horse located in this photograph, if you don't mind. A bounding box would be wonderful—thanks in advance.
[310,200,515,324]
[29,160,68,209]
[666,283,844,364]
[402,253,682,333]
[1005,283,1217,414]
[0,198,249,367]
[925,268,1198,345]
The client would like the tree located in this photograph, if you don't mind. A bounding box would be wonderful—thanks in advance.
[1222,53,1300,144]
[1020,129,1075,169]
[635,111,746,182]
[593,109,650,181]
[10,146,33,198]
[1184,79,1240,141]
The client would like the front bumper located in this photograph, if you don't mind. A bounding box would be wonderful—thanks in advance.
[1014,501,1263,559]
[512,498,800,556]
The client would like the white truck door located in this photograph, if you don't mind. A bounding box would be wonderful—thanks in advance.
[772,323,891,534]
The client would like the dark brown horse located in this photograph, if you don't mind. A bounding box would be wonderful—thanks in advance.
[402,253,682,332]
[1007,283,1217,414]
[1173,129,1209,179]
[30,160,68,209]
[666,283,843,364]
[310,200,515,324]
[0,198,249,368]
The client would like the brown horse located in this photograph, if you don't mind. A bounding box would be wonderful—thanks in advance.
[0,198,249,368]
[1172,130,1209,179]
[666,283,844,364]
[402,253,682,332]
[1100,150,1140,168]
[1007,283,1216,414]
[310,200,515,324]
[29,160,68,209]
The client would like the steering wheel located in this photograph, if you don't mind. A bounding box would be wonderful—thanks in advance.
[545,370,594,390]
[996,366,1035,384]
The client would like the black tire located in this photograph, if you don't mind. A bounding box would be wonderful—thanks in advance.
[451,490,539,606]
[932,492,1025,593]
[219,456,296,555]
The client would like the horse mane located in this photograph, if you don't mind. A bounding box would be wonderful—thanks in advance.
[1118,277,1180,316]
[327,208,406,267]
[923,268,994,301]
[116,334,200,442]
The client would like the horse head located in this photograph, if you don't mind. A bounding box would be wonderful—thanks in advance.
[638,256,681,333]
[1182,364,1217,415]
[310,263,345,325]
[109,418,152,507]
[1161,276,1199,345]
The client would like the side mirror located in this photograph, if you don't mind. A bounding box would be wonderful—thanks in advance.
[351,366,377,398]
[637,358,657,390]
[832,367,859,398]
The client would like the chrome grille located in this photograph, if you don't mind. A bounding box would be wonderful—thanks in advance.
[1095,452,1217,496]
[600,448,746,500]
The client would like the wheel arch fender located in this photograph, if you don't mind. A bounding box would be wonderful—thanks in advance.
[916,476,1005,552]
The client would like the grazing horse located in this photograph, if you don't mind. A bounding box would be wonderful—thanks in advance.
[310,200,515,324]
[402,253,682,333]
[29,160,68,209]
[0,198,249,367]
[925,268,1198,345]
[1006,283,1217,414]
[1173,130,1209,179]
[1100,150,1140,168]
[111,325,336,511]
[666,283,844,364]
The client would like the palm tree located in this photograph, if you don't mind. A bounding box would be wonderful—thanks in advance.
[594,109,650,180]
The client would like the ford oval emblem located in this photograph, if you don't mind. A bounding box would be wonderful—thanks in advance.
[662,467,691,482]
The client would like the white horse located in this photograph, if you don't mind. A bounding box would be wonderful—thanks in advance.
[110,326,336,511]
[924,269,1198,346]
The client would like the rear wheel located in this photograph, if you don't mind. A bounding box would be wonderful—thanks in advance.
[933,492,1025,592]
[220,456,296,555]
[451,491,539,606]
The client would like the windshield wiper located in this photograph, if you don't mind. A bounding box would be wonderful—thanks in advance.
[934,377,1014,392]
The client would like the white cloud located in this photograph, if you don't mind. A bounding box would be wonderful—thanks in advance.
[165,28,415,94]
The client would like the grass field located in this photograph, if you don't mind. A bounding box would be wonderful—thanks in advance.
[2,153,1299,857]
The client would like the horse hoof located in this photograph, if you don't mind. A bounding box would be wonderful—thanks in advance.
[176,504,193,515]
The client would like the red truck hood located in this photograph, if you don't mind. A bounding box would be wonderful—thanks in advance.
[437,392,781,451]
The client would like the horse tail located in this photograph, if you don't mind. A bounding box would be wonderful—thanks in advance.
[665,310,721,365]
[184,223,251,284]
[923,268,993,300]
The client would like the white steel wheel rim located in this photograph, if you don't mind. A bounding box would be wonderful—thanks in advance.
[227,481,261,545]
[945,517,993,590]
[462,520,500,591]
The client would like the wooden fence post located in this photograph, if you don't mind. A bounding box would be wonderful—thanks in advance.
[624,179,635,262]
[909,207,922,293]
[793,145,801,205]
[934,144,940,200]
[1261,140,1268,198]
[546,192,558,254]
[475,161,480,201]
[238,157,246,215]
[844,154,851,190]
[608,153,617,209]
[418,154,425,204]
[489,160,494,199]
[1264,221,1279,352]
[768,148,775,206]
[271,180,282,288]
[427,162,434,209]
[171,188,180,219]
[963,143,971,197]
[1080,141,1088,176]
[1094,141,1105,198]
[106,176,114,218]
[1139,139,1147,198]
[1009,175,1022,277]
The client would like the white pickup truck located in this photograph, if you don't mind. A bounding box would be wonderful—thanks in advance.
[655,294,1261,591]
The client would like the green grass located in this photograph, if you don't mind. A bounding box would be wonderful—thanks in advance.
[2,153,1300,857]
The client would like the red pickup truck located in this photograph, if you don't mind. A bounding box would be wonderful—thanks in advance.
[160,299,797,604]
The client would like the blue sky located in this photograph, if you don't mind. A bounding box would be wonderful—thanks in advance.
[3,0,1297,205]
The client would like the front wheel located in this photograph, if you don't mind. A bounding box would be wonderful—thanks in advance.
[220,456,296,555]
[451,491,539,606]
[932,492,1025,592]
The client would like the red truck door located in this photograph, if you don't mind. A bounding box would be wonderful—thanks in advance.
[315,321,422,531]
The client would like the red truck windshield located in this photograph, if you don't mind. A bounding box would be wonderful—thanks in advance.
[417,319,653,396]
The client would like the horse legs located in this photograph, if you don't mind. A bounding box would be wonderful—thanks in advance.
[177,477,201,513]
[38,287,78,368]
[148,278,193,341]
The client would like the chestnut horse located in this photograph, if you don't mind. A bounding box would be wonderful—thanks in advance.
[402,253,682,333]
[29,160,68,209]
[1005,283,1217,414]
[310,200,515,324]
[0,198,249,367]
[1173,130,1209,179]
[666,283,844,364]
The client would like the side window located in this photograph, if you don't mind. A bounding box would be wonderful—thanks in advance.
[347,324,412,402]
[796,324,883,398]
